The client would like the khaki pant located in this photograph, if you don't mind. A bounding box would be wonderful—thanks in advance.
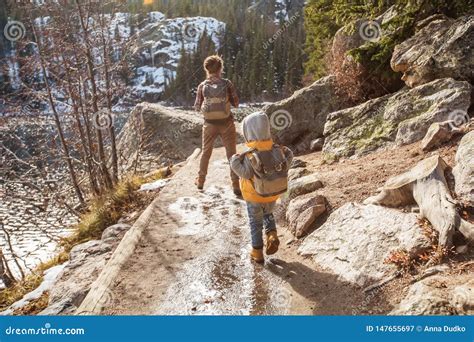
[198,119,239,189]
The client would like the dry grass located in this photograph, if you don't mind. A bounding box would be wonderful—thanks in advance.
[0,251,68,312]
[62,172,165,251]
[384,219,455,274]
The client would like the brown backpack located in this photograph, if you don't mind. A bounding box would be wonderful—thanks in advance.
[201,79,231,120]
[247,145,289,197]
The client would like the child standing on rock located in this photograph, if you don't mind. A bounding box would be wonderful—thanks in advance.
[230,112,293,263]
[194,55,241,196]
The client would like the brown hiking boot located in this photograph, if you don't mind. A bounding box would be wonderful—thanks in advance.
[250,248,264,264]
[195,177,204,190]
[266,230,280,255]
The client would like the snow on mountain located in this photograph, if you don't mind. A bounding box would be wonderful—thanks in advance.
[131,15,225,101]
[248,0,304,24]
[1,11,225,113]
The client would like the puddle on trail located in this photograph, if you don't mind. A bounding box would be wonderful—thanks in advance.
[168,185,244,237]
[158,185,292,315]
[168,197,205,236]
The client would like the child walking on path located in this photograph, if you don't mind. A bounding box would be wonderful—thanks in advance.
[194,55,241,195]
[230,112,293,263]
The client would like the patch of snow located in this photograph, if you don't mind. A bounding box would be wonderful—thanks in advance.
[0,264,66,316]
[274,0,289,22]
[149,11,166,22]
[34,16,51,27]
[108,12,132,40]
[139,179,169,192]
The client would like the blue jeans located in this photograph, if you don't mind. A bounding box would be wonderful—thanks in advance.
[246,202,276,249]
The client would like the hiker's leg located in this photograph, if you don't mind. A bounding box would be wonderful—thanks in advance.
[198,123,218,185]
[246,202,264,249]
[220,120,239,189]
[262,202,276,233]
[263,202,279,255]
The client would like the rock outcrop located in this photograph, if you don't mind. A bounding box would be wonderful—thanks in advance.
[39,224,131,315]
[322,78,471,158]
[298,203,431,286]
[286,193,326,238]
[117,103,204,172]
[453,131,474,206]
[263,76,345,147]
[390,274,474,315]
[391,15,474,87]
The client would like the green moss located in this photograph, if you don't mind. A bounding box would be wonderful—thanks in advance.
[322,152,338,164]
[347,112,396,152]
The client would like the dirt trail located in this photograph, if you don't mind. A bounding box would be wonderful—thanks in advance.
[102,147,370,315]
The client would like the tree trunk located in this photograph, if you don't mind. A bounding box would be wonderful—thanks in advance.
[365,155,468,247]
[75,0,113,190]
[99,13,118,184]
[30,20,85,205]
[62,53,100,196]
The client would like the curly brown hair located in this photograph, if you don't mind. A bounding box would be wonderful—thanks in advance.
[204,55,223,77]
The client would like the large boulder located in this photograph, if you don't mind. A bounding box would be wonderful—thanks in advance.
[117,103,204,172]
[391,15,474,88]
[298,203,431,286]
[390,274,474,315]
[263,76,345,147]
[286,193,326,238]
[322,78,471,158]
[453,131,474,205]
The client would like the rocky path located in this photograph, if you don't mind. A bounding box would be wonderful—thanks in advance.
[98,147,368,315]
